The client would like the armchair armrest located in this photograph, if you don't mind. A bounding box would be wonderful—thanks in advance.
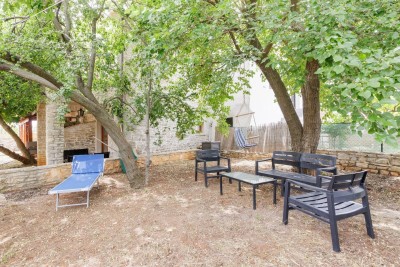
[315,167,337,187]
[285,180,329,193]
[255,158,272,164]
[317,166,337,175]
[220,156,231,170]
[255,158,272,174]
[195,158,206,169]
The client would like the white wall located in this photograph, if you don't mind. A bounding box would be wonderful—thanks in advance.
[231,63,303,126]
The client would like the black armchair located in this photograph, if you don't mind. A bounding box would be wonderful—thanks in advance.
[195,150,231,187]
[283,171,375,252]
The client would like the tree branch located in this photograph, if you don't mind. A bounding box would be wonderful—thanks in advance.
[3,16,29,22]
[1,52,63,88]
[103,97,138,115]
[88,0,106,88]
[0,63,60,90]
[0,114,36,164]
[87,17,99,91]
[63,0,72,42]
[228,31,243,54]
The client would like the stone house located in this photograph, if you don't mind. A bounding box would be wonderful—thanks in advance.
[24,100,213,166]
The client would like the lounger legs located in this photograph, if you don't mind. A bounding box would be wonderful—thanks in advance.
[56,193,59,211]
[54,191,92,211]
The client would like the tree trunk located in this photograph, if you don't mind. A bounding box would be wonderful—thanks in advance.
[0,61,144,187]
[144,77,152,186]
[0,145,35,165]
[69,91,144,188]
[301,59,321,153]
[144,107,151,186]
[255,61,304,152]
[0,114,36,165]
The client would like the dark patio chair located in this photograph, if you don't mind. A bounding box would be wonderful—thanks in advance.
[195,150,231,187]
[283,171,375,252]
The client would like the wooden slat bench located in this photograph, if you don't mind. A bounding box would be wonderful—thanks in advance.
[255,151,337,195]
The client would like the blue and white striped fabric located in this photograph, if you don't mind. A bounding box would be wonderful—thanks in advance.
[234,128,257,149]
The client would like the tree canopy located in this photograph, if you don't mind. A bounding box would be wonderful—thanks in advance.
[0,0,399,173]
[0,72,42,122]
[124,0,400,148]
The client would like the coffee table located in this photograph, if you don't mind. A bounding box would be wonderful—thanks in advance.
[220,172,277,210]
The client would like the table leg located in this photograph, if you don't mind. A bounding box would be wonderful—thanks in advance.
[238,181,241,192]
[273,180,277,205]
[253,185,256,210]
[220,175,223,195]
[280,179,285,196]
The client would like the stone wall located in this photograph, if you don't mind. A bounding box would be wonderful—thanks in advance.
[36,102,46,166]
[126,120,208,155]
[45,102,64,165]
[318,150,400,176]
[224,149,400,176]
[0,150,195,193]
[64,121,96,153]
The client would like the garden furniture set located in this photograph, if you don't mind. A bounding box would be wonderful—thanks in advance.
[194,149,375,252]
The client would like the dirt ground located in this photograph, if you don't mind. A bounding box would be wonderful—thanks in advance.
[1,159,400,266]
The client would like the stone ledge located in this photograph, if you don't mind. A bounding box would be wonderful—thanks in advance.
[0,151,196,193]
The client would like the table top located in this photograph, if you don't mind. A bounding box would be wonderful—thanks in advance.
[221,172,275,185]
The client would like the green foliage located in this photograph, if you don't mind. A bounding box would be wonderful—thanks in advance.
[300,0,400,145]
[1,0,399,147]
[0,0,131,117]
[322,124,351,149]
[0,72,42,122]
[123,0,253,138]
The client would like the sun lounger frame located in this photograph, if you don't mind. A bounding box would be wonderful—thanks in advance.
[48,154,104,211]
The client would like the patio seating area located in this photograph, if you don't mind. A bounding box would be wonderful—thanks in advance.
[1,158,399,265]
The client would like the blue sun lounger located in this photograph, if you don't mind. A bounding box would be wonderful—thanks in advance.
[48,154,105,211]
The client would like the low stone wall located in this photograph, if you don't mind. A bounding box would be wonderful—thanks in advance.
[0,159,122,193]
[137,150,195,165]
[318,150,400,176]
[224,149,400,176]
[0,150,195,193]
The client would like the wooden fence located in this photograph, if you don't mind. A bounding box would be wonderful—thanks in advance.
[215,122,291,153]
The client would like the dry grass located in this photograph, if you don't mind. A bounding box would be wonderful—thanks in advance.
[1,159,399,266]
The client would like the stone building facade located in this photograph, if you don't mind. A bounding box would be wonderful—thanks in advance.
[36,101,210,165]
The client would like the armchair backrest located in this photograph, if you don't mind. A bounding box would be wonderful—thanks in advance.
[300,153,336,172]
[328,171,368,202]
[271,151,301,170]
[328,171,367,190]
[196,149,220,162]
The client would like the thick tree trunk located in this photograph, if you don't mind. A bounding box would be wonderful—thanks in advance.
[255,61,304,152]
[0,114,36,165]
[0,145,35,165]
[301,59,321,153]
[69,91,144,188]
